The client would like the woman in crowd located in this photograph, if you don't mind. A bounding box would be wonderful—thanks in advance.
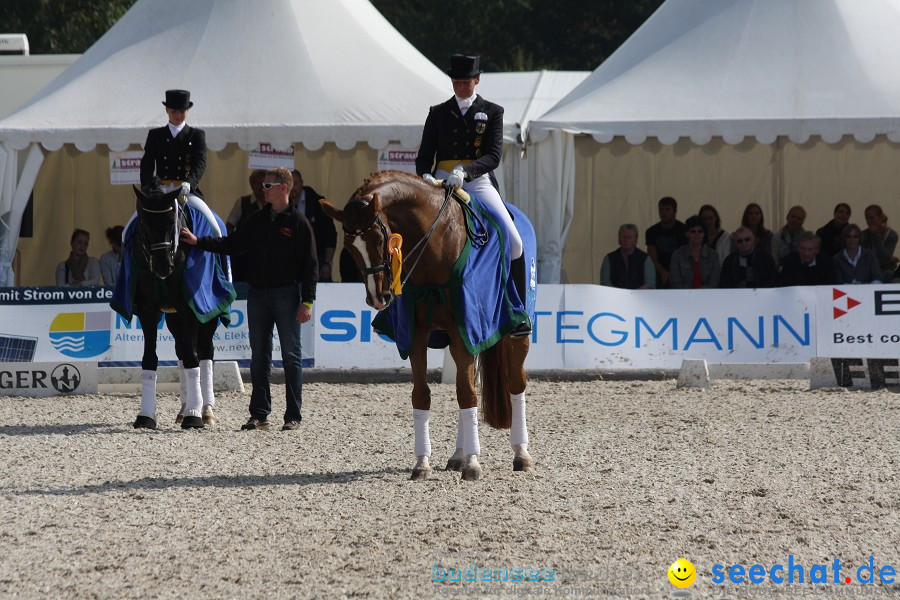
[833,224,882,284]
[699,204,730,265]
[860,204,898,282]
[736,202,773,255]
[56,228,101,286]
[668,216,721,289]
[815,202,851,257]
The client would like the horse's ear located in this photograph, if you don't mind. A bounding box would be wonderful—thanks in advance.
[133,185,145,210]
[319,199,343,223]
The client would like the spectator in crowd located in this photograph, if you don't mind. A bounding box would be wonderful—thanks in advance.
[290,169,337,282]
[56,229,101,286]
[99,225,124,286]
[720,226,777,289]
[600,224,655,289]
[773,205,807,265]
[339,247,363,283]
[834,223,883,284]
[669,216,721,289]
[736,202,773,255]
[699,204,730,265]
[226,169,267,234]
[860,204,898,283]
[778,232,834,286]
[645,196,686,288]
[815,203,852,257]
[180,167,318,432]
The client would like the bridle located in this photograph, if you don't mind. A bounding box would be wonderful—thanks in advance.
[139,197,187,276]
[343,188,455,293]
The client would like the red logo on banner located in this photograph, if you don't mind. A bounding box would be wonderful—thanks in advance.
[833,288,861,319]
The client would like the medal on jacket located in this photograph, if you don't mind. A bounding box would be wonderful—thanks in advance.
[474,136,482,148]
[475,122,486,134]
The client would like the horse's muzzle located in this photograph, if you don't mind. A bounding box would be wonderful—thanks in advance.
[367,291,394,311]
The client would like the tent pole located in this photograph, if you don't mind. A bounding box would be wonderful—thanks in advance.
[772,137,785,228]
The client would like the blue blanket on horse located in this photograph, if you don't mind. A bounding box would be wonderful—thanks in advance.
[373,193,536,359]
[111,206,235,325]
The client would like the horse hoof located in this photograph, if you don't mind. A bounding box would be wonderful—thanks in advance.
[461,466,482,481]
[174,414,184,425]
[133,415,157,430]
[513,457,535,472]
[445,459,463,472]
[180,416,205,429]
[201,406,217,426]
[410,467,433,480]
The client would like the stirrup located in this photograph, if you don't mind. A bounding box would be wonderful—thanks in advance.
[509,318,532,339]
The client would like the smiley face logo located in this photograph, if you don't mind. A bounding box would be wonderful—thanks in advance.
[668,558,696,588]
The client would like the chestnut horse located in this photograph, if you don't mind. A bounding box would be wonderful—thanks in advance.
[321,171,534,481]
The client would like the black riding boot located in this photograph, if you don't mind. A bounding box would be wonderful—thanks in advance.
[509,255,532,338]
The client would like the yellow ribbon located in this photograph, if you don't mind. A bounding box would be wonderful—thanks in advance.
[388,233,403,295]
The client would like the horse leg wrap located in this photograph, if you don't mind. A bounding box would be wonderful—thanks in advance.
[459,407,481,456]
[413,408,432,457]
[139,370,157,417]
[183,367,202,418]
[510,392,529,448]
[177,361,187,411]
[200,359,215,408]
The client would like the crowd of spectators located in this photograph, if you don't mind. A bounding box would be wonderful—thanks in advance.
[602,197,899,290]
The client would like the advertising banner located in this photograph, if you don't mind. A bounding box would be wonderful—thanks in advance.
[815,285,900,358]
[248,143,295,170]
[376,145,418,174]
[0,286,313,367]
[108,151,143,185]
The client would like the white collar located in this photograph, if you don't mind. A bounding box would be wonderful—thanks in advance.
[455,93,477,111]
[168,121,186,137]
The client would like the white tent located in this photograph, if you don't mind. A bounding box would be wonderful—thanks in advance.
[529,0,900,283]
[0,0,449,286]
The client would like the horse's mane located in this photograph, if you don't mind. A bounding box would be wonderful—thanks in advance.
[352,170,437,208]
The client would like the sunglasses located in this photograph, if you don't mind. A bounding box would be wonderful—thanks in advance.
[262,182,284,190]
[735,237,754,243]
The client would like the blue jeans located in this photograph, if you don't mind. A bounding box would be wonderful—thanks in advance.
[247,284,303,422]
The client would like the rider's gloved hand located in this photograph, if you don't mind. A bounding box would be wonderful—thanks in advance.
[422,173,438,185]
[180,182,191,197]
[445,167,465,190]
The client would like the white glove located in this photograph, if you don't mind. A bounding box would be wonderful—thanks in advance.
[180,182,191,196]
[422,173,438,185]
[445,167,465,190]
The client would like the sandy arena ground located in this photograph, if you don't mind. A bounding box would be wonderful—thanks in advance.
[2,377,900,599]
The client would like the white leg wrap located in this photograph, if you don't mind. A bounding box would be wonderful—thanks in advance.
[413,409,432,457]
[459,407,480,455]
[178,360,187,406]
[455,414,464,450]
[510,392,529,447]
[200,359,215,407]
[139,370,157,417]
[183,367,202,418]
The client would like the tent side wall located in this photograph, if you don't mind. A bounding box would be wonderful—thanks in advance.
[562,135,900,285]
[18,143,376,286]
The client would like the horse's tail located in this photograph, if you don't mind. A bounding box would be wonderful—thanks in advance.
[479,338,512,429]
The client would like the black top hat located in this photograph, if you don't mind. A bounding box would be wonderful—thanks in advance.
[448,54,482,79]
[162,89,193,110]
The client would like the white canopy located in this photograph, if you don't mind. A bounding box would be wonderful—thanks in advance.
[477,71,589,144]
[0,0,451,286]
[0,0,448,152]
[527,0,900,283]
[531,0,900,145]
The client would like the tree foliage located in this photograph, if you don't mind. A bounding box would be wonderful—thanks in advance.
[370,0,665,71]
[1,0,663,70]
[0,0,137,54]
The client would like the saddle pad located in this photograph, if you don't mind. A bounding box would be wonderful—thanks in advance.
[111,205,235,324]
[373,193,536,359]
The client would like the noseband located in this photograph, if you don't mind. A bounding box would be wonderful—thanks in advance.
[139,198,187,273]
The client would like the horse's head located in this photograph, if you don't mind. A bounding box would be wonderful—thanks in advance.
[134,185,188,279]
[321,192,396,310]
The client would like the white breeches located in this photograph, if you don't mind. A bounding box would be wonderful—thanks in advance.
[435,169,523,259]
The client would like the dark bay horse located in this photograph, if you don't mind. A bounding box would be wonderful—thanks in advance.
[321,170,535,481]
[111,186,234,430]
